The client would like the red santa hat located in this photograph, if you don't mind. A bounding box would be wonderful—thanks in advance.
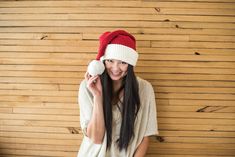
[87,30,138,76]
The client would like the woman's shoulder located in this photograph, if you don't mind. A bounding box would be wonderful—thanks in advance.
[79,79,94,99]
[79,79,87,90]
[136,77,154,93]
[137,77,153,88]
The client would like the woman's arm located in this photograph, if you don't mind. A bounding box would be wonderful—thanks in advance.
[85,73,105,144]
[134,136,149,157]
[86,95,105,144]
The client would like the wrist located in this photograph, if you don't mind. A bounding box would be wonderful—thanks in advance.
[93,94,103,102]
[93,92,102,97]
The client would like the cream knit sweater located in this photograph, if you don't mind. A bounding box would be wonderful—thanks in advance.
[77,77,158,157]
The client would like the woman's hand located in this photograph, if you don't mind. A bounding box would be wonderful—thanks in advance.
[85,72,102,97]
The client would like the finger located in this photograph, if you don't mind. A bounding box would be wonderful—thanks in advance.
[87,75,98,85]
[84,72,88,80]
[85,72,92,80]
[95,76,101,83]
[89,75,99,83]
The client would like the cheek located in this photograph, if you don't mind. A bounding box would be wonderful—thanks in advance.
[121,65,128,72]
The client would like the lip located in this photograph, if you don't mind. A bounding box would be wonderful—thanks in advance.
[111,71,121,76]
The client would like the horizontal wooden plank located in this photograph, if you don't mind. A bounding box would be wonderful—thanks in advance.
[158,112,235,119]
[1,82,234,94]
[0,137,234,148]
[0,39,150,47]
[0,7,154,14]
[0,113,79,121]
[84,34,235,42]
[0,46,97,53]
[1,79,235,89]
[0,74,234,86]
[1,130,234,141]
[160,7,235,16]
[0,54,234,63]
[157,99,235,106]
[0,95,77,103]
[0,89,234,100]
[0,143,78,151]
[1,117,234,128]
[1,20,235,29]
[0,6,234,16]
[0,108,12,113]
[0,67,234,78]
[1,138,235,154]
[0,83,60,90]
[160,130,235,138]
[0,77,79,84]
[12,108,78,115]
[1,27,235,36]
[1,39,235,48]
[158,106,235,113]
[151,80,235,88]
[155,87,235,94]
[1,130,235,139]
[152,41,235,49]
[0,131,80,140]
[0,33,83,40]
[1,14,235,23]
[157,93,235,100]
[161,117,235,127]
[1,47,235,56]
[0,1,234,9]
[1,111,234,121]
[0,149,76,157]
[162,136,235,144]
[1,99,235,110]
[147,148,235,155]
[1,60,235,70]
[0,125,75,134]
[137,73,235,81]
[0,71,81,78]
[0,102,78,109]
[0,136,79,145]
[159,124,235,132]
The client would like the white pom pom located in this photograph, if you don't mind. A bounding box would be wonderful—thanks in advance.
[87,60,105,76]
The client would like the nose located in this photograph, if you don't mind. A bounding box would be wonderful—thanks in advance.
[111,61,120,71]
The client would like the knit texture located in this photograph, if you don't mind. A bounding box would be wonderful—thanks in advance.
[77,77,158,157]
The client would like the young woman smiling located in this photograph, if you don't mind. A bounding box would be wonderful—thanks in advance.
[78,30,159,157]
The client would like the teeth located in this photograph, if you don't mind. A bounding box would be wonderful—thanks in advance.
[112,72,120,76]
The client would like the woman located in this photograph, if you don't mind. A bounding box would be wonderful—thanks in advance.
[78,30,158,157]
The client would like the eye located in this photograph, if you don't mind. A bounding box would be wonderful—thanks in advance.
[106,59,113,63]
[121,61,127,64]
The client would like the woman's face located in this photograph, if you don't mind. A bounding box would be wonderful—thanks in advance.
[105,59,128,81]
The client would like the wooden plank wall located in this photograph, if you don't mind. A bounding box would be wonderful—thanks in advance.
[0,0,235,157]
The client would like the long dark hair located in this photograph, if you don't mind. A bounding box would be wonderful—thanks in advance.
[100,65,140,151]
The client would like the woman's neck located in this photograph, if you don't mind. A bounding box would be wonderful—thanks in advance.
[112,79,124,105]
[112,79,122,93]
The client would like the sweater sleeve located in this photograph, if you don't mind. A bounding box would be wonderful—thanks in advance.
[144,82,159,136]
[78,80,93,136]
[77,80,107,157]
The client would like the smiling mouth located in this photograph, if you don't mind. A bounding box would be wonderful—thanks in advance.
[111,71,121,76]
